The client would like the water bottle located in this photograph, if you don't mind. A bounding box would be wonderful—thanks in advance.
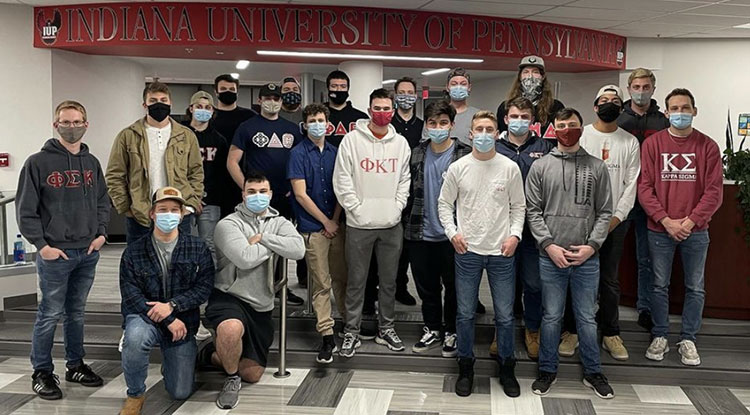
[13,234,26,265]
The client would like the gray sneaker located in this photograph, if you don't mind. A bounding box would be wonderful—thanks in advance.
[375,328,405,351]
[645,336,669,361]
[339,333,361,358]
[216,375,241,409]
[677,340,701,366]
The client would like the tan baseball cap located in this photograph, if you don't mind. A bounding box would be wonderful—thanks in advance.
[152,186,185,205]
[190,90,214,106]
[519,55,545,72]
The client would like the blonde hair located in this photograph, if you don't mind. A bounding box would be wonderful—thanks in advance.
[471,110,498,128]
[54,100,87,122]
[628,68,656,87]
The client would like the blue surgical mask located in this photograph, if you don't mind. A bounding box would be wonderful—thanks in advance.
[307,121,327,139]
[193,108,212,123]
[245,193,270,214]
[449,85,469,101]
[472,132,495,153]
[508,119,531,136]
[427,128,450,144]
[669,113,693,130]
[154,212,181,232]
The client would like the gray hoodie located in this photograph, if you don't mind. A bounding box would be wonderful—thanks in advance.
[213,203,305,312]
[525,147,612,257]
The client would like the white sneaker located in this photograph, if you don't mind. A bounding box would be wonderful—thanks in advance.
[645,336,669,361]
[677,340,701,366]
[196,322,212,341]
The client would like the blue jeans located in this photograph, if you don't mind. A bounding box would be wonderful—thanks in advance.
[31,248,99,372]
[630,206,653,312]
[649,230,709,342]
[196,205,221,258]
[121,315,196,400]
[455,251,515,360]
[126,215,194,244]
[516,238,542,331]
[539,256,601,375]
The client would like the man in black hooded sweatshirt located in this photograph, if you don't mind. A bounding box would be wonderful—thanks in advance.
[324,70,368,148]
[16,100,110,401]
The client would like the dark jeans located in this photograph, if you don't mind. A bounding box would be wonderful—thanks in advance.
[631,205,654,313]
[31,249,99,372]
[407,240,456,333]
[516,238,542,331]
[126,215,193,244]
[598,221,631,336]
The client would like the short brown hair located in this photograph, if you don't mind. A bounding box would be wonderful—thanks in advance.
[302,103,330,123]
[214,74,240,90]
[54,100,87,122]
[142,81,171,102]
[394,77,417,92]
[506,97,534,113]
[665,88,696,108]
[424,100,456,123]
[628,68,656,87]
[471,110,498,128]
[554,107,583,125]
[369,88,393,107]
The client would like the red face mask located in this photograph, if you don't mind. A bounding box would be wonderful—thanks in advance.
[371,111,394,127]
[555,127,582,147]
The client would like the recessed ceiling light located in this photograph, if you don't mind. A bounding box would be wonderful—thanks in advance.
[421,68,451,76]
[733,23,750,29]
[382,79,397,84]
[256,50,483,63]
[236,60,250,70]
[230,73,239,79]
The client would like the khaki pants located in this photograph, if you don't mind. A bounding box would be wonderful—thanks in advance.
[303,229,347,336]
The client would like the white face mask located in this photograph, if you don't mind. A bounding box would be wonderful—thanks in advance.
[261,99,282,114]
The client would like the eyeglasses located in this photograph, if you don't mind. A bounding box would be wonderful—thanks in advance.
[57,121,86,127]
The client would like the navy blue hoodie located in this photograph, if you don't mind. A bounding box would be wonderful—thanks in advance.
[16,139,110,250]
[496,131,555,182]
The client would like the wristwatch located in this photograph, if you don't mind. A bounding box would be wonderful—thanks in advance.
[169,300,178,311]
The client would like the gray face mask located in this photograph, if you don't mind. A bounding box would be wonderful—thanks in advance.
[630,90,653,107]
[57,126,86,143]
[520,76,543,103]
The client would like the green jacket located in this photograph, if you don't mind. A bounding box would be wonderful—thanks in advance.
[106,118,204,227]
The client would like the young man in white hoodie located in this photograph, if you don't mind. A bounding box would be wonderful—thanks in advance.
[579,85,640,361]
[333,88,411,358]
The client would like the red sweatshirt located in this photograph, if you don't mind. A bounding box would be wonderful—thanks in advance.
[637,128,723,233]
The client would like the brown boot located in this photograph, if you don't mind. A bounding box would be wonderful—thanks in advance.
[489,329,498,358]
[525,329,540,360]
[120,396,145,415]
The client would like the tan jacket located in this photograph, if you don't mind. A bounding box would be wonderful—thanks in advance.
[106,118,204,227]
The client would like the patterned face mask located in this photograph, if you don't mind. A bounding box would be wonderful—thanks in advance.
[394,94,417,110]
[282,91,302,107]
[520,76,544,103]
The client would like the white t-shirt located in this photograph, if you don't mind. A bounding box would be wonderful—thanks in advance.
[146,123,172,198]
[580,124,641,221]
[438,152,526,256]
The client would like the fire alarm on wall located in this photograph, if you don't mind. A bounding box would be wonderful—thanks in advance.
[0,153,8,167]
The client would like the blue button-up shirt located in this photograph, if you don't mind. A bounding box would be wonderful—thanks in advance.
[286,138,338,233]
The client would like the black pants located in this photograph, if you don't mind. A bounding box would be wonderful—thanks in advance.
[598,221,631,336]
[407,240,456,333]
[364,240,409,306]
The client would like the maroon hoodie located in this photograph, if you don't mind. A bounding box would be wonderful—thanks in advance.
[637,128,723,233]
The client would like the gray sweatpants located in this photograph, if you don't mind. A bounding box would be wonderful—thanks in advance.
[344,224,403,335]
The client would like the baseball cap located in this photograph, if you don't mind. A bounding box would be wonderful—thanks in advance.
[595,84,623,102]
[519,55,545,72]
[281,76,300,88]
[259,83,281,98]
[446,67,471,83]
[152,186,185,206]
[190,90,214,106]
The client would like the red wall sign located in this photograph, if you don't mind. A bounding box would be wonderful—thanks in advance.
[33,3,626,72]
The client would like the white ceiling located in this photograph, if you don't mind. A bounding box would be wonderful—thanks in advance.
[6,0,750,38]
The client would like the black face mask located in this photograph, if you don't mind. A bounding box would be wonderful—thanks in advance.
[147,102,171,122]
[218,91,238,105]
[596,102,622,123]
[329,90,349,106]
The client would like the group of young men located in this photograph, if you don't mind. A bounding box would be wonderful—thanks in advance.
[15,56,723,413]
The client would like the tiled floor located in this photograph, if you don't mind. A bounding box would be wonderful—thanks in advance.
[1,356,749,414]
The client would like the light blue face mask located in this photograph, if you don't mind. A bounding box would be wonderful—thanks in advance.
[245,193,270,213]
[669,113,693,130]
[449,85,469,101]
[307,121,327,139]
[193,108,212,123]
[427,128,450,144]
[508,119,531,136]
[472,132,496,153]
[154,212,181,232]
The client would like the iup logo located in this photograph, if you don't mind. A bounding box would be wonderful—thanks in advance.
[36,10,62,45]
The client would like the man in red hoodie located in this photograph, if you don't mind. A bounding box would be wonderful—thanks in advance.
[638,88,723,367]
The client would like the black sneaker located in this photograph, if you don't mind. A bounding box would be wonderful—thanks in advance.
[531,371,557,396]
[583,373,615,399]
[638,310,654,332]
[476,300,486,314]
[65,363,103,387]
[412,327,441,353]
[455,357,475,397]
[395,289,417,306]
[32,370,62,400]
[316,335,338,364]
[286,290,304,306]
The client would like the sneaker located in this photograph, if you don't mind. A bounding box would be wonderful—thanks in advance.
[525,329,540,360]
[339,333,361,358]
[583,373,615,399]
[442,332,458,358]
[531,371,557,396]
[338,326,376,341]
[196,321,212,341]
[476,300,486,314]
[638,310,654,332]
[645,336,669,361]
[216,375,241,409]
[120,395,145,415]
[412,327,441,353]
[395,289,417,306]
[602,335,629,361]
[286,290,304,306]
[65,363,103,387]
[375,328,405,351]
[316,335,338,364]
[31,370,62,400]
[677,339,701,366]
[455,357,475,397]
[558,332,579,357]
